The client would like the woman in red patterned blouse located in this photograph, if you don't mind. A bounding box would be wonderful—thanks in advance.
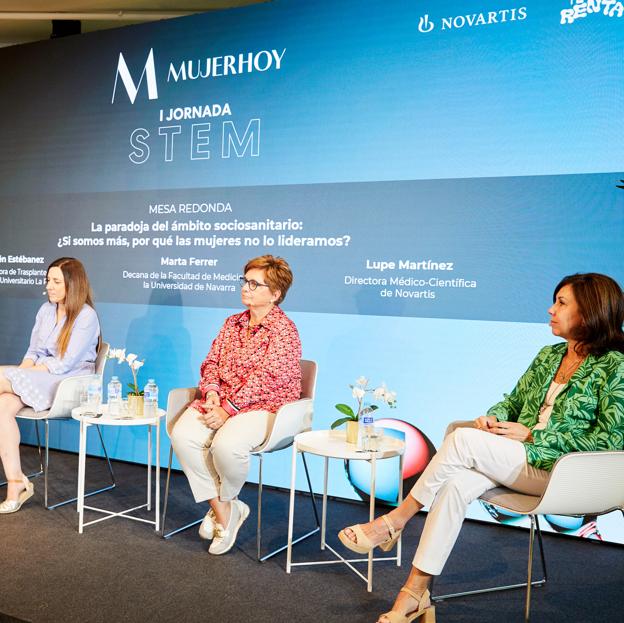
[170,255,302,555]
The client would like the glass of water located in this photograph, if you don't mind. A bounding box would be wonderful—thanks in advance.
[367,427,384,451]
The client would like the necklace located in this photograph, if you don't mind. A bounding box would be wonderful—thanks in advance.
[554,353,585,384]
[539,382,565,415]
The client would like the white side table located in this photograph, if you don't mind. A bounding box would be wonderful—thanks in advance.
[71,404,165,534]
[286,429,405,591]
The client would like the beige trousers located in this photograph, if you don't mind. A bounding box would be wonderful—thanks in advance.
[410,422,550,575]
[170,407,272,502]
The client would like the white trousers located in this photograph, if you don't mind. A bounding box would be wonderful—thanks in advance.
[410,422,550,575]
[170,407,272,502]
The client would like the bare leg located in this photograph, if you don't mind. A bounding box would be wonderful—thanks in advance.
[340,497,433,622]
[342,495,422,546]
[209,497,231,527]
[0,367,16,394]
[0,392,27,501]
[378,566,432,623]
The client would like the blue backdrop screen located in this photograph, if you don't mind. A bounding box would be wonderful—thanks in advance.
[1,0,623,542]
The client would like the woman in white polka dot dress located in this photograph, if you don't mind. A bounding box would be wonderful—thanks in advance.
[0,257,100,514]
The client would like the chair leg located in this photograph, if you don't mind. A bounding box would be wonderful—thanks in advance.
[161,445,203,539]
[45,419,49,507]
[256,451,321,563]
[34,419,44,475]
[302,453,321,528]
[46,422,117,510]
[524,515,548,622]
[525,515,536,622]
[432,513,547,602]
[257,454,264,560]
[161,445,173,537]
[96,424,117,489]
[534,515,548,583]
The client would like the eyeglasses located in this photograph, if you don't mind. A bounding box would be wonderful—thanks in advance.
[239,276,271,291]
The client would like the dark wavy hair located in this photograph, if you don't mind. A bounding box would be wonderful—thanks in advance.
[554,273,624,356]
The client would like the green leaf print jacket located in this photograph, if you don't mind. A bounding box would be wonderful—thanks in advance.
[486,342,624,471]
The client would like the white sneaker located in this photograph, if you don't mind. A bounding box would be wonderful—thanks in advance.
[208,500,250,555]
[199,508,217,540]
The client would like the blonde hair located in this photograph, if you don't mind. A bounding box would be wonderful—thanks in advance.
[243,255,293,304]
[47,257,96,357]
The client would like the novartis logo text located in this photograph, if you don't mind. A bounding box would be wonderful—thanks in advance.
[418,6,527,33]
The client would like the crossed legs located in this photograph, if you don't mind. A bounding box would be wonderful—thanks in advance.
[341,425,549,621]
[0,368,27,502]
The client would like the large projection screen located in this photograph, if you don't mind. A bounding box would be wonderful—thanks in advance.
[1,0,623,542]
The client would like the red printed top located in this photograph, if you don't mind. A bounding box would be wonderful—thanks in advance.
[192,306,302,416]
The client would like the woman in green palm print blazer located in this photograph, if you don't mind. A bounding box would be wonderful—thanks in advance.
[487,340,624,471]
[338,273,624,623]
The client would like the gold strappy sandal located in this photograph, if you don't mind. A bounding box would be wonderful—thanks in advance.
[0,476,34,514]
[338,515,401,554]
[378,587,436,623]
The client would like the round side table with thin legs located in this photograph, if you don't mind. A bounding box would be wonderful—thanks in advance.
[71,404,165,534]
[286,429,405,591]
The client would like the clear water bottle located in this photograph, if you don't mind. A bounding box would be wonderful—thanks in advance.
[143,379,159,416]
[358,414,375,451]
[86,377,102,412]
[107,376,122,415]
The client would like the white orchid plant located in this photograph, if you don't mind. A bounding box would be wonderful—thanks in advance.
[108,348,145,396]
[330,376,397,429]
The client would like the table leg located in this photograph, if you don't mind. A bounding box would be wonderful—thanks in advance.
[155,419,160,532]
[368,453,377,592]
[286,442,298,573]
[147,424,152,512]
[321,456,328,550]
[77,420,88,534]
[397,452,404,566]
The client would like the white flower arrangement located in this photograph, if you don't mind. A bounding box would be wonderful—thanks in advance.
[108,348,145,395]
[331,376,397,429]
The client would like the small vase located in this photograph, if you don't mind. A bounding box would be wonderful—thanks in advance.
[127,395,144,417]
[346,420,359,444]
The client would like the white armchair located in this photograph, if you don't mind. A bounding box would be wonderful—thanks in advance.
[3,342,116,509]
[161,360,320,561]
[433,449,624,622]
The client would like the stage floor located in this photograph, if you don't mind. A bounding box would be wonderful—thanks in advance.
[0,445,622,623]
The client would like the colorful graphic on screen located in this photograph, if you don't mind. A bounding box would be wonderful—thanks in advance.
[345,419,436,504]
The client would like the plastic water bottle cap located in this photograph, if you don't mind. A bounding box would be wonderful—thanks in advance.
[111,376,118,381]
